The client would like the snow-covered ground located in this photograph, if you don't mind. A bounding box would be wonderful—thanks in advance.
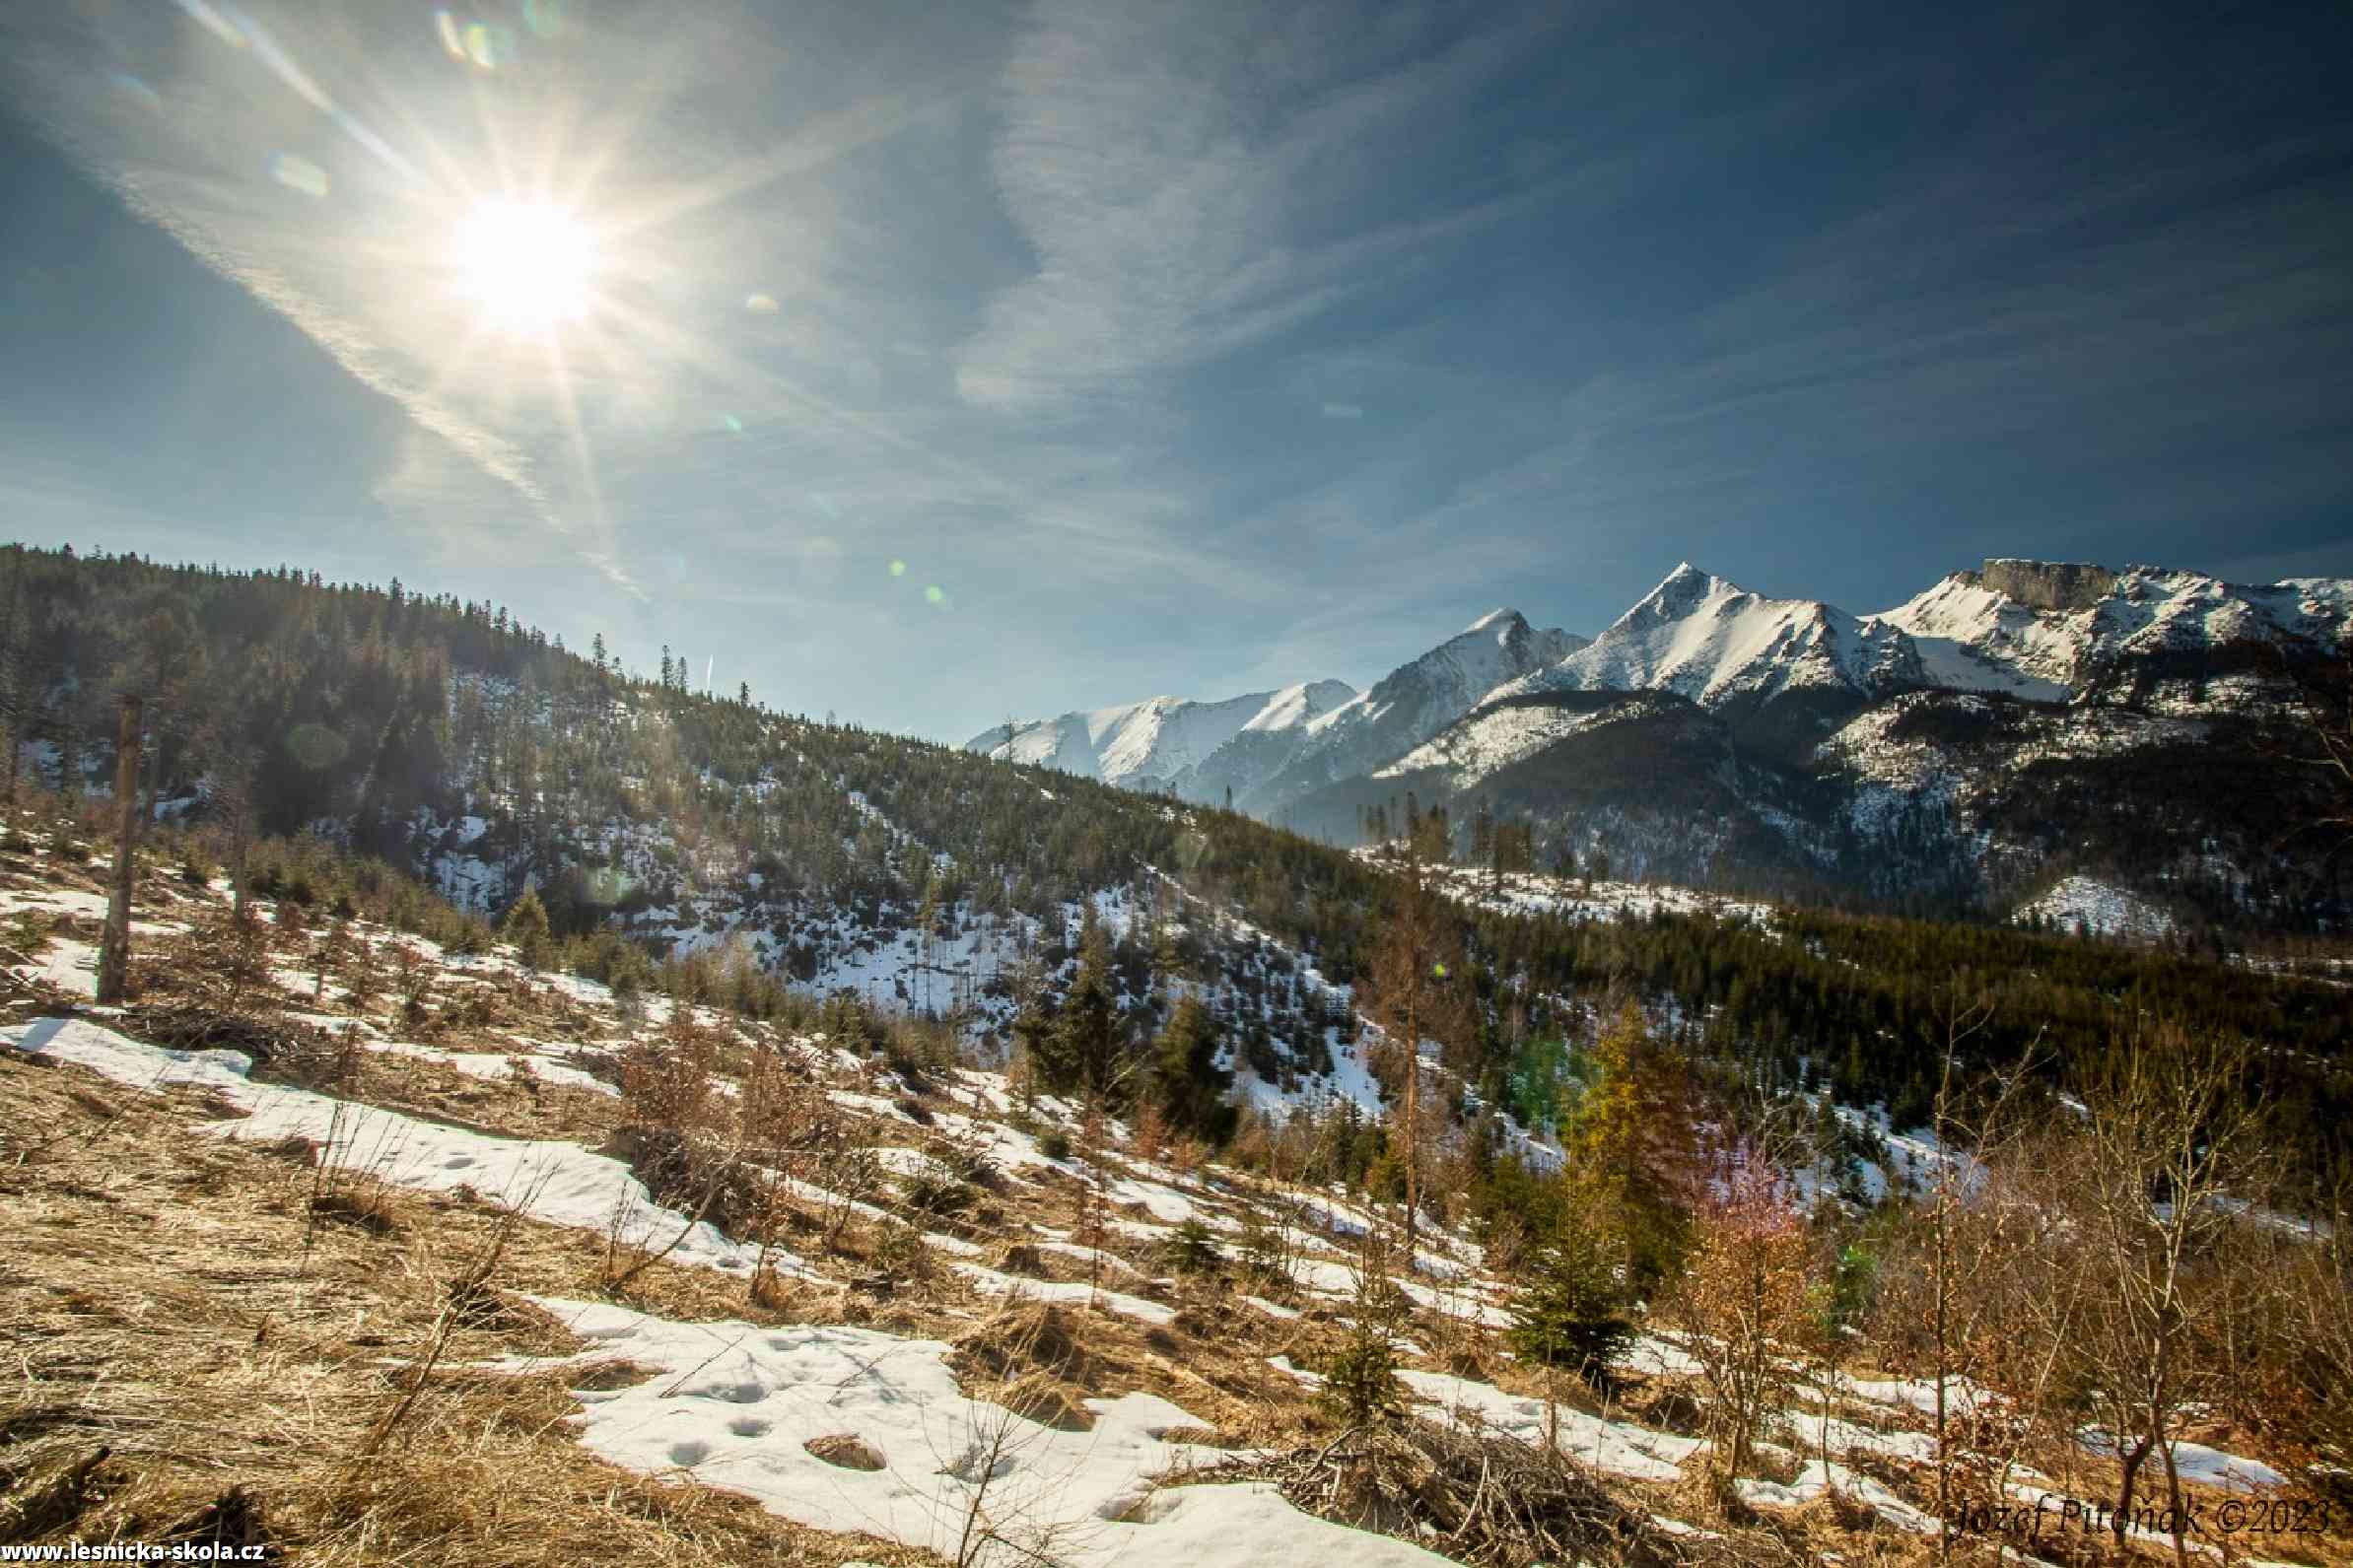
[2015,874,2178,942]
[5,1000,2308,1568]
[1412,861,1774,927]
[3,843,2316,1568]
[518,1296,1457,1568]
[1401,1368,1701,1483]
[2,1017,815,1281]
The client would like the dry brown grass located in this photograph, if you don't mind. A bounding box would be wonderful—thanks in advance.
[0,1047,946,1566]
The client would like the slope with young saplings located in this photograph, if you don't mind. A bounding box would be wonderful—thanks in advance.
[4,801,2345,1568]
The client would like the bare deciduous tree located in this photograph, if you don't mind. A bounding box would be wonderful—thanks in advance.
[2062,1025,2271,1563]
[1363,842,1466,1274]
[1666,1144,1813,1491]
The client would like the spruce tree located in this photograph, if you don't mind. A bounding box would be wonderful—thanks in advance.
[1052,911,1121,1096]
[1148,993,1236,1144]
[1566,1000,1698,1292]
[1509,1192,1634,1389]
[502,884,552,970]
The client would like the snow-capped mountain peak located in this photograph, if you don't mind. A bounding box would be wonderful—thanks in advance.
[1867,559,2353,700]
[1243,679,1358,734]
[968,555,2353,860]
[968,679,1359,800]
[1325,609,1584,725]
[1166,611,1587,814]
[1507,564,1921,712]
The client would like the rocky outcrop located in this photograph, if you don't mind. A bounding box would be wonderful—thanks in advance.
[1972,559,2118,613]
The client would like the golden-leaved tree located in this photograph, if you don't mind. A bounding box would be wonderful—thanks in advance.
[1563,999,1701,1294]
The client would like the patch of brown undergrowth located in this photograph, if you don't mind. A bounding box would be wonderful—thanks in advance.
[0,1048,945,1567]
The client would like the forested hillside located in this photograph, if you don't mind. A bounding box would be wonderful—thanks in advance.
[4,544,2349,1181]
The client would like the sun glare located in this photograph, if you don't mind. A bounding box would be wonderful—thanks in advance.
[455,199,593,332]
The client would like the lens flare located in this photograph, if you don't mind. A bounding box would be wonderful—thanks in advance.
[888,559,907,578]
[271,152,328,197]
[463,22,513,69]
[108,74,165,115]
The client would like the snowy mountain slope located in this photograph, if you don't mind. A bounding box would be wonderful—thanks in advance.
[1304,610,1587,746]
[953,554,2351,931]
[2015,874,2179,941]
[1498,564,1924,714]
[967,559,2351,834]
[1238,610,1586,812]
[1865,572,2083,700]
[967,681,1356,796]
[966,612,1582,816]
[1869,560,2353,702]
[1373,694,1633,784]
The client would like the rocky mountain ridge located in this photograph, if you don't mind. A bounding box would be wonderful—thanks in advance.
[975,557,2353,931]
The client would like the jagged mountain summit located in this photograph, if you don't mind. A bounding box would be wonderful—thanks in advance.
[1495,563,1924,714]
[969,680,1357,798]
[969,609,1580,812]
[1870,559,2353,703]
[1239,609,1586,813]
[979,559,2353,792]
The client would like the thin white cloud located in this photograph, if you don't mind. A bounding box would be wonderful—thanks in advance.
[956,0,1566,415]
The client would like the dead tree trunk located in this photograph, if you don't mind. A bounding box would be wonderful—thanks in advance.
[96,694,143,1004]
[1402,982,1419,1273]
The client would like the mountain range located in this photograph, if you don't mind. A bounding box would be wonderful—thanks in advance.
[973,558,2353,927]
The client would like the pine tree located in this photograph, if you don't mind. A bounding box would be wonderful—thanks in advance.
[503,884,552,970]
[1148,993,1236,1144]
[1050,908,1121,1096]
[1509,1190,1634,1389]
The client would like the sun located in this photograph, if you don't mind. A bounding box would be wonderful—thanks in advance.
[454,199,594,332]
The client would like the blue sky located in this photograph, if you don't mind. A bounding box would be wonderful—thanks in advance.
[2,0,2348,740]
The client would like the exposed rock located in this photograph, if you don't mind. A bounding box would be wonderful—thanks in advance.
[1972,558,2118,613]
[803,1433,886,1471]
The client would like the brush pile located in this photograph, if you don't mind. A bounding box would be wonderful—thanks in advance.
[1212,1418,1752,1568]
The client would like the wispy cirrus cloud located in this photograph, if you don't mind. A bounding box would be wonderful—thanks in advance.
[954,0,1571,417]
[3,0,2346,741]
